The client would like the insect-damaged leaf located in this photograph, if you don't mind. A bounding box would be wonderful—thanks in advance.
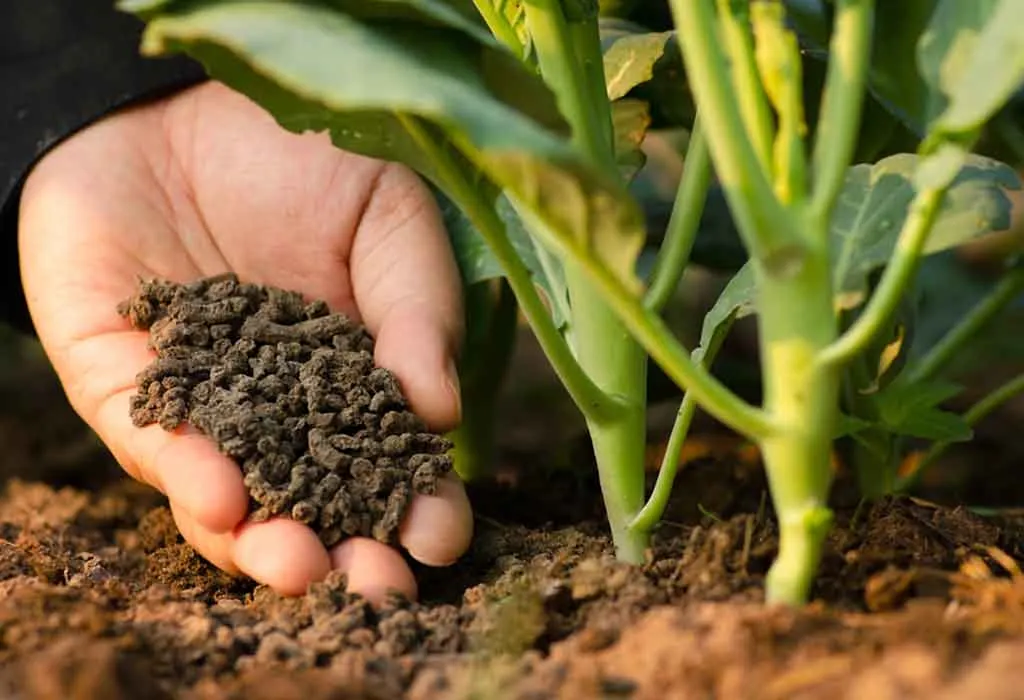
[601,27,674,101]
[132,1,646,291]
[698,153,1021,352]
[599,19,695,127]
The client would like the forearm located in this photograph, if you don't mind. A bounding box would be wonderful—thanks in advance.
[0,0,206,331]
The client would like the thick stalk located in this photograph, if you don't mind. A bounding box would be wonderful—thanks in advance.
[565,6,616,154]
[756,250,840,605]
[523,0,616,174]
[570,269,651,563]
[526,0,648,561]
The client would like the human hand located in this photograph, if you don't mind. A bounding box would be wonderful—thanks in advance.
[18,81,473,602]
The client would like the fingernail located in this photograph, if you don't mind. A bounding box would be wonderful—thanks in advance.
[445,356,462,425]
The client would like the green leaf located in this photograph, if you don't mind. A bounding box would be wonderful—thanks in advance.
[833,412,873,440]
[865,0,938,135]
[601,28,673,100]
[599,19,695,127]
[697,262,757,352]
[125,0,497,41]
[134,1,646,289]
[831,153,1020,310]
[920,0,1024,142]
[611,98,650,180]
[472,0,534,62]
[873,378,973,442]
[697,152,1021,352]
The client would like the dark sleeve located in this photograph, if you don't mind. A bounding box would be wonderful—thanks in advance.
[0,0,207,333]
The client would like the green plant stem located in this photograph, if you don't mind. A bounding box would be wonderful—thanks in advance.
[566,8,616,154]
[756,250,840,605]
[629,316,734,534]
[450,280,519,481]
[398,114,622,423]
[818,186,946,369]
[525,0,648,562]
[549,235,777,440]
[916,373,1024,474]
[668,0,796,260]
[841,352,898,498]
[716,0,774,174]
[810,0,874,225]
[645,116,712,312]
[568,274,651,562]
[907,265,1024,383]
[522,0,616,173]
[751,2,808,205]
[472,0,528,59]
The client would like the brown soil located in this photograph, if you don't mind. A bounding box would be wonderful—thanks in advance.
[118,276,451,547]
[4,317,1024,698]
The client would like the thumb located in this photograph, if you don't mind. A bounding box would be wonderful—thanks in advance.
[348,163,464,431]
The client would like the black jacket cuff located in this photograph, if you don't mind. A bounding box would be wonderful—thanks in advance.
[0,0,207,332]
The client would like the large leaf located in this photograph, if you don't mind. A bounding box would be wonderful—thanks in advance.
[919,0,1024,141]
[698,153,1021,350]
[830,154,1020,309]
[124,0,497,43]
[134,1,646,289]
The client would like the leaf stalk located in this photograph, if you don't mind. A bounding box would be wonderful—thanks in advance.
[810,0,875,226]
[668,0,798,261]
[397,114,623,423]
[818,185,946,369]
[644,114,713,312]
[907,263,1024,383]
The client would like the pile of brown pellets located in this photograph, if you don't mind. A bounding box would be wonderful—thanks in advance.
[118,274,452,547]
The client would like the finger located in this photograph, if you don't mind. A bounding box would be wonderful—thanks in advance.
[233,517,332,597]
[168,500,239,575]
[399,474,474,567]
[93,390,249,535]
[373,305,462,431]
[329,537,417,604]
[348,164,464,432]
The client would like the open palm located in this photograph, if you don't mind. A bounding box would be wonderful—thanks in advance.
[18,82,472,600]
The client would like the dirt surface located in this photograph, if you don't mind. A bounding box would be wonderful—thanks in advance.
[118,276,452,547]
[5,321,1024,698]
